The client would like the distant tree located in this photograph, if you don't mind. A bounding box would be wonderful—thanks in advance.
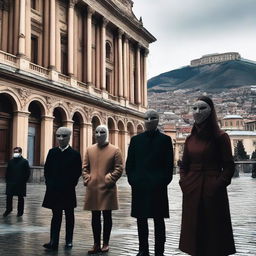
[234,140,248,160]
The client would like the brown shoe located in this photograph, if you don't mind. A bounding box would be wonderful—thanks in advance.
[88,244,101,254]
[101,244,109,252]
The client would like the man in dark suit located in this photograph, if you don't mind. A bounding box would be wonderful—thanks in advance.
[3,147,30,217]
[42,127,82,251]
[126,109,174,256]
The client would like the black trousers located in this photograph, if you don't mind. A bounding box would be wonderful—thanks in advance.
[137,218,166,255]
[6,195,24,214]
[91,210,112,245]
[50,208,75,245]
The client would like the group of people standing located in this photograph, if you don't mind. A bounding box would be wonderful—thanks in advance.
[3,96,236,256]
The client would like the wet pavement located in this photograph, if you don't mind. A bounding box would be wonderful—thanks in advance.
[0,174,256,256]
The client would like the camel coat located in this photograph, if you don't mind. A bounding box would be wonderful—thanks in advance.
[179,130,236,256]
[83,143,123,211]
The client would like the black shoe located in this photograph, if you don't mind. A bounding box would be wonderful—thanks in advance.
[3,210,12,217]
[43,242,58,251]
[137,251,150,256]
[65,243,73,249]
[17,212,23,217]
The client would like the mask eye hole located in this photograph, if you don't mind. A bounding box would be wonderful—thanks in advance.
[144,117,157,120]
[199,106,207,110]
[56,134,68,138]
[192,107,197,111]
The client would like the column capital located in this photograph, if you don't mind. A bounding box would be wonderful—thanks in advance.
[123,33,131,41]
[69,0,78,8]
[137,42,143,50]
[87,6,95,17]
[117,28,124,38]
[144,48,149,57]
[102,17,109,27]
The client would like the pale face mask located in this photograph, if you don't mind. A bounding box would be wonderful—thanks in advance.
[56,127,71,149]
[192,100,211,124]
[144,109,159,131]
[95,125,109,146]
[13,152,21,158]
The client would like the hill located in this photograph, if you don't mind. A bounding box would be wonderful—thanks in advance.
[148,60,256,92]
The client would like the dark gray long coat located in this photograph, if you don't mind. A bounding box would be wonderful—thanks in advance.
[5,157,30,196]
[42,147,82,209]
[126,130,173,218]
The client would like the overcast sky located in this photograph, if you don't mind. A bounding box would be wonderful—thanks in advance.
[132,0,256,79]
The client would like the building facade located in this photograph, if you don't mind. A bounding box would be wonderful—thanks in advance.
[0,0,156,175]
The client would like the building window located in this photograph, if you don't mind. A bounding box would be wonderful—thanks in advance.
[31,0,39,10]
[31,35,38,64]
[230,121,233,127]
[106,42,112,61]
[61,35,68,75]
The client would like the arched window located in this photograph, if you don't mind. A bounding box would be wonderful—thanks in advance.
[106,41,112,61]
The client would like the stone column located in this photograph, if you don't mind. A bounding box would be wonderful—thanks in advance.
[87,123,93,147]
[135,44,141,105]
[43,0,50,68]
[86,7,94,84]
[129,42,134,104]
[12,111,30,158]
[100,18,108,90]
[68,1,75,76]
[64,120,74,146]
[123,35,129,99]
[49,0,56,69]
[118,29,123,97]
[80,122,88,161]
[143,49,149,107]
[123,130,129,161]
[18,0,26,56]
[25,0,31,59]
[41,116,54,163]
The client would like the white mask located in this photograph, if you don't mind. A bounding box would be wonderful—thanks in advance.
[56,127,71,149]
[13,153,21,158]
[95,125,109,146]
[192,100,211,124]
[144,109,159,131]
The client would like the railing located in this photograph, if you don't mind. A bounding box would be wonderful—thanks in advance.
[0,50,17,66]
[234,160,256,177]
[29,63,49,77]
[58,73,70,84]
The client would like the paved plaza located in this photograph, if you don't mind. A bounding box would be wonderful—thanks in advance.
[0,174,255,256]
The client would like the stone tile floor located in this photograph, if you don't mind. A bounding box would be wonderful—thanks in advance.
[0,174,255,255]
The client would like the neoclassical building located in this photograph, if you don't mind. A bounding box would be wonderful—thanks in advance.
[0,0,156,176]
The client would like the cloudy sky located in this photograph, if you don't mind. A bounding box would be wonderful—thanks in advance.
[132,0,256,79]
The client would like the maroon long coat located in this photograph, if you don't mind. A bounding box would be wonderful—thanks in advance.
[179,129,236,256]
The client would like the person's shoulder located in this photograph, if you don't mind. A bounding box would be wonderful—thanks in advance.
[132,132,145,140]
[217,130,230,141]
[49,147,59,153]
[69,147,81,156]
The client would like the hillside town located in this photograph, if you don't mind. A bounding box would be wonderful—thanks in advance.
[148,85,256,164]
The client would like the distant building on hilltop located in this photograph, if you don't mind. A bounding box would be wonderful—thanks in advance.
[191,52,241,67]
